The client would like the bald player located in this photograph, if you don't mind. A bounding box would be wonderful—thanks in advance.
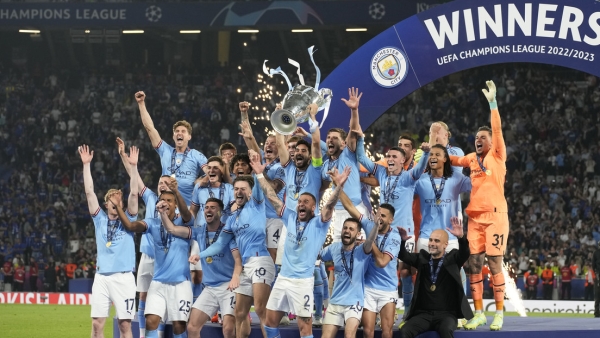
[449,81,508,331]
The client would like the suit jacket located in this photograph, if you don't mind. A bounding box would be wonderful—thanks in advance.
[399,236,474,320]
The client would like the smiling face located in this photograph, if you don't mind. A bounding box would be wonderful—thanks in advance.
[204,201,222,226]
[264,136,278,162]
[206,161,223,184]
[475,130,492,155]
[233,180,252,207]
[296,194,316,222]
[377,208,393,233]
[428,229,448,258]
[386,149,405,175]
[326,131,345,157]
[172,125,191,149]
[294,144,311,170]
[157,176,171,194]
[233,160,251,176]
[341,220,360,246]
[428,147,447,171]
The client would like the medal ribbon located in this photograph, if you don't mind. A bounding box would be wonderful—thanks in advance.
[107,220,118,244]
[295,217,312,243]
[207,184,225,202]
[340,246,355,280]
[378,230,391,252]
[205,223,224,249]
[383,174,400,203]
[429,253,446,285]
[264,158,280,174]
[294,169,306,197]
[170,147,190,175]
[327,157,339,172]
[476,155,486,173]
[407,159,414,170]
[160,225,171,253]
[429,175,446,202]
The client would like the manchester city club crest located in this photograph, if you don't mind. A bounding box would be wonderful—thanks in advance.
[370,46,408,88]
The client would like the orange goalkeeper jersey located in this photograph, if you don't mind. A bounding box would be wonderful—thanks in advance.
[450,106,507,216]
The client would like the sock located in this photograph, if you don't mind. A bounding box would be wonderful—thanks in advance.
[146,329,158,338]
[469,273,484,313]
[401,276,414,314]
[301,336,314,338]
[314,284,324,318]
[193,283,203,303]
[264,325,281,338]
[138,300,146,337]
[492,272,505,312]
[460,268,467,294]
[174,333,188,338]
[157,323,165,338]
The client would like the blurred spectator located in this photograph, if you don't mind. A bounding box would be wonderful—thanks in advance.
[525,267,540,299]
[541,263,555,300]
[2,260,14,291]
[560,260,573,299]
[13,261,25,291]
[44,262,56,293]
[56,263,67,293]
[584,261,595,301]
[73,264,85,279]
[29,258,39,292]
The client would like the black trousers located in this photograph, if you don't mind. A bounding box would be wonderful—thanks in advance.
[561,281,571,300]
[594,279,600,317]
[401,310,458,338]
[542,284,553,300]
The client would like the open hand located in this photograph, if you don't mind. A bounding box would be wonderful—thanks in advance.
[482,80,496,103]
[327,166,351,187]
[248,149,266,175]
[78,145,94,164]
[127,146,139,166]
[396,227,413,242]
[447,217,464,238]
[341,87,362,110]
[293,127,309,137]
[239,120,253,139]
[116,138,125,155]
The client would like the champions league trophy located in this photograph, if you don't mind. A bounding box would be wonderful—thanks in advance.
[263,46,332,135]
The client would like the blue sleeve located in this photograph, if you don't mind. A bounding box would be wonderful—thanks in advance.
[460,175,472,193]
[383,232,401,259]
[303,133,328,157]
[320,245,333,262]
[321,161,331,181]
[229,237,239,252]
[356,137,375,173]
[155,140,171,157]
[199,232,234,258]
[195,150,208,171]
[360,216,375,235]
[252,176,264,204]
[191,184,201,207]
[410,152,429,180]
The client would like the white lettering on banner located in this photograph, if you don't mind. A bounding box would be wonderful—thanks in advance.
[0,8,125,20]
[0,292,91,305]
[423,3,600,49]
[480,299,596,314]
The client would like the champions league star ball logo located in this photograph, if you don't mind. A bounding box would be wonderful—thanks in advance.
[369,2,386,20]
[145,6,162,22]
[370,46,408,88]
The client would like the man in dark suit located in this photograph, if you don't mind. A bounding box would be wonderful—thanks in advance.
[397,217,473,338]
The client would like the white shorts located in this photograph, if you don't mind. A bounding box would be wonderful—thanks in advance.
[146,280,193,323]
[90,272,136,319]
[275,226,288,265]
[323,303,363,326]
[190,240,202,271]
[193,282,236,317]
[398,237,416,264]
[332,203,367,243]
[266,276,314,317]
[237,256,275,297]
[417,238,458,253]
[363,286,398,313]
[266,218,284,249]
[137,253,154,292]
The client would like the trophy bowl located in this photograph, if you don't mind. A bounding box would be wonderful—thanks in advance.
[271,84,329,135]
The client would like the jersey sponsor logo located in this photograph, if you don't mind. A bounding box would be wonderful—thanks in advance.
[370,47,409,88]
[234,223,250,236]
[424,198,451,205]
[166,168,193,177]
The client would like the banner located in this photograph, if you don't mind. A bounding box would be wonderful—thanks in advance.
[0,1,439,28]
[481,299,596,314]
[320,0,600,132]
[0,292,91,305]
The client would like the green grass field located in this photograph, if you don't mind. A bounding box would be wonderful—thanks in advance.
[0,304,594,337]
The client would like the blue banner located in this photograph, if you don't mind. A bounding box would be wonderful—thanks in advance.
[0,1,438,28]
[319,0,600,132]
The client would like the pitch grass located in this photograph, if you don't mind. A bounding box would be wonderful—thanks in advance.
[0,305,594,338]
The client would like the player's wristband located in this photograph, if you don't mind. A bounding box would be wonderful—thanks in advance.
[489,101,498,109]
[312,157,323,167]
[308,118,318,133]
[256,173,264,179]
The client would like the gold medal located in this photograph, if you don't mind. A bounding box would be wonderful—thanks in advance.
[106,242,112,248]
[485,169,492,176]
[294,192,299,199]
[206,257,213,264]
[436,199,441,205]
[430,285,436,291]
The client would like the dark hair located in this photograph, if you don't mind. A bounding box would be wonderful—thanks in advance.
[207,156,225,167]
[295,139,312,153]
[300,192,316,204]
[158,191,176,200]
[230,153,251,173]
[379,203,396,216]
[234,175,255,189]
[477,126,492,136]
[398,134,416,149]
[205,197,224,210]
[425,144,454,178]
[219,142,236,154]
[343,217,362,232]
[387,146,406,158]
[327,128,347,140]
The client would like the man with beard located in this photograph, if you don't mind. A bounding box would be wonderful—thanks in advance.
[319,210,379,338]
[135,91,208,206]
[251,139,350,338]
[397,218,473,338]
[163,198,243,338]
[197,174,272,338]
[352,127,430,319]
[112,188,194,338]
[449,81,509,331]
[239,102,286,263]
[322,88,367,243]
[339,193,400,338]
[80,144,139,338]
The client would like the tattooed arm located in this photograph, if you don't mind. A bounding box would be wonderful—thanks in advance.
[322,166,351,222]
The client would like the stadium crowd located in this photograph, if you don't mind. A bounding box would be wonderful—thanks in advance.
[0,62,598,303]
